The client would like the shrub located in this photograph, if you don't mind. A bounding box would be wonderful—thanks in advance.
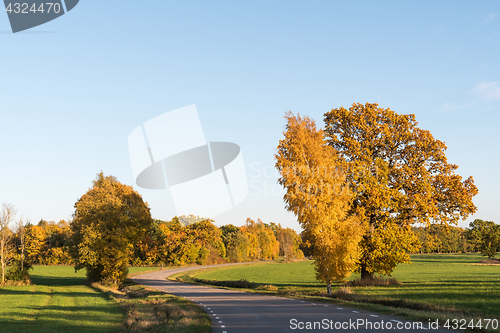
[479,258,500,265]
[345,276,401,287]
[6,260,32,283]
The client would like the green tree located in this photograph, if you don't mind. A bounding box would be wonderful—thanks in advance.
[70,172,152,284]
[186,219,226,265]
[466,219,500,259]
[221,224,250,263]
[324,103,478,278]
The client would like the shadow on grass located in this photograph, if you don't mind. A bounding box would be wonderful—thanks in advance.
[0,288,99,298]
[30,274,86,287]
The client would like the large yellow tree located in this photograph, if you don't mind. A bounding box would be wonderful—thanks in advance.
[70,172,152,284]
[324,103,478,278]
[275,112,363,294]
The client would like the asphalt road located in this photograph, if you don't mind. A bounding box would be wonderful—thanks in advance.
[132,264,453,333]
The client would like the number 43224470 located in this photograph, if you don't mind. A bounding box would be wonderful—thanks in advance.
[5,3,62,14]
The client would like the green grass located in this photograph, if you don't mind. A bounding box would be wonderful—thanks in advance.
[0,266,123,333]
[175,254,500,319]
[0,265,209,333]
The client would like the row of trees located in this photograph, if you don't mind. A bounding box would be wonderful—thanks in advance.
[1,174,304,284]
[413,224,473,254]
[414,220,500,258]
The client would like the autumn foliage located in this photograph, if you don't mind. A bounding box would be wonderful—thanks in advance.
[275,112,364,294]
[323,103,478,278]
[70,173,153,284]
[276,103,479,289]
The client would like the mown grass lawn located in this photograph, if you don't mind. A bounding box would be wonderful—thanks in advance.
[0,266,122,333]
[0,266,161,333]
[180,253,500,318]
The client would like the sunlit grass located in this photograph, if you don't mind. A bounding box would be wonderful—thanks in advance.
[0,266,122,333]
[0,265,191,333]
[178,253,500,318]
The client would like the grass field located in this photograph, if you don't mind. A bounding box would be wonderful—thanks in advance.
[174,253,500,320]
[0,265,210,333]
[0,266,124,333]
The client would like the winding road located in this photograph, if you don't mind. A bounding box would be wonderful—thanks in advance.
[132,264,453,333]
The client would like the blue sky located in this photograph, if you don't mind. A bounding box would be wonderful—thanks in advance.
[1,1,499,231]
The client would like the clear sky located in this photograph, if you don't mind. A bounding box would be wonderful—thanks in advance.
[1,1,499,231]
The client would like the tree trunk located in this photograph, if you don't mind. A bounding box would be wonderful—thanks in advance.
[1,240,4,284]
[360,265,374,280]
[21,238,24,271]
[326,282,332,296]
[20,226,25,271]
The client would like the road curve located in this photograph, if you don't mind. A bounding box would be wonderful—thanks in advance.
[132,264,453,333]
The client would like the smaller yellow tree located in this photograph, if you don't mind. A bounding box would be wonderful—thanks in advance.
[275,112,364,294]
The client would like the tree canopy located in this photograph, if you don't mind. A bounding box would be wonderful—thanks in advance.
[275,112,363,294]
[323,103,478,277]
[70,172,153,284]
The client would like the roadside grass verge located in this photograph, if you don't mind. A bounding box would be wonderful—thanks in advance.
[94,279,211,333]
[171,253,500,332]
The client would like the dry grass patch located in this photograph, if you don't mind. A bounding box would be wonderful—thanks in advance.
[333,286,351,297]
[93,280,211,333]
[345,276,402,287]
[256,284,278,291]
[478,258,500,265]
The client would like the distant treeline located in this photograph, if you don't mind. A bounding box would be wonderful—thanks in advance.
[8,216,304,266]
[413,219,500,257]
[412,225,470,253]
[5,217,498,268]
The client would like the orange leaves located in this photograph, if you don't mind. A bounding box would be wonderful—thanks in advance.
[24,225,46,263]
[70,172,153,284]
[323,103,478,276]
[241,218,279,260]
